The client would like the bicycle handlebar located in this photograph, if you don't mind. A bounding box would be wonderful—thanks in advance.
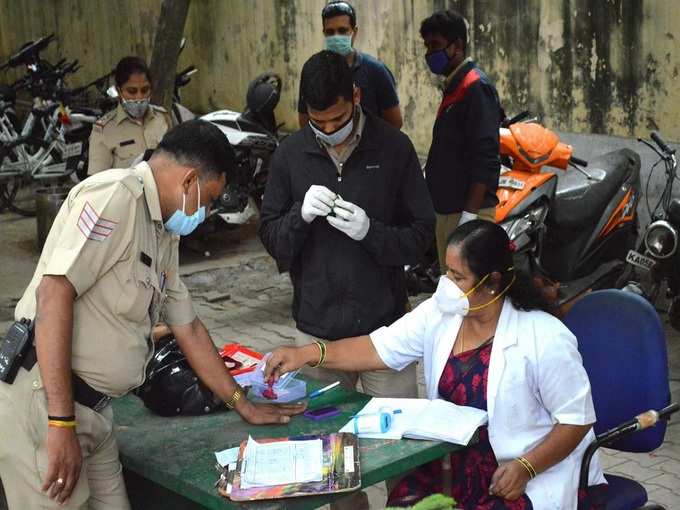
[651,131,675,156]
[7,33,56,68]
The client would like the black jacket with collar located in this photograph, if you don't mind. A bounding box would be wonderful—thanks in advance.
[259,112,435,340]
[425,60,504,214]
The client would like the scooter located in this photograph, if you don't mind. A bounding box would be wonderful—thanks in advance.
[201,72,282,226]
[405,114,641,309]
[496,113,641,307]
[620,131,680,330]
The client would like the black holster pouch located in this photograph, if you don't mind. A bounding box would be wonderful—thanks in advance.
[0,318,34,384]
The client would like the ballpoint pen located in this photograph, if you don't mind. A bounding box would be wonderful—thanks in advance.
[308,381,341,399]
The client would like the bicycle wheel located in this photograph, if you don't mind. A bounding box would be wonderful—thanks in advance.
[0,140,67,217]
[0,174,40,216]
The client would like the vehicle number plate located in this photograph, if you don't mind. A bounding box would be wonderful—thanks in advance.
[61,142,83,158]
[499,175,525,190]
[626,250,656,271]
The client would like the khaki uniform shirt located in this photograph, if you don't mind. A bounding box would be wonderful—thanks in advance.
[15,162,196,397]
[87,103,171,175]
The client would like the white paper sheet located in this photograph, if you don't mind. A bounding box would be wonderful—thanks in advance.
[215,446,240,468]
[240,436,323,488]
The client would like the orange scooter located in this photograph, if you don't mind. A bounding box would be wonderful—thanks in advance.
[497,112,641,306]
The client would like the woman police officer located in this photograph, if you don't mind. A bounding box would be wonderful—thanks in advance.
[87,56,172,175]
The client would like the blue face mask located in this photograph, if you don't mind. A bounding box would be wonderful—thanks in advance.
[426,46,452,75]
[164,180,206,236]
[325,35,353,56]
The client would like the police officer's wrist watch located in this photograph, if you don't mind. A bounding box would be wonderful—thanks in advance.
[224,386,244,409]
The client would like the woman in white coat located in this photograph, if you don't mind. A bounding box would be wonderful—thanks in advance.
[265,220,608,510]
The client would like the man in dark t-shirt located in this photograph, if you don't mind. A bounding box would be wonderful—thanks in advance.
[420,9,504,273]
[298,1,403,130]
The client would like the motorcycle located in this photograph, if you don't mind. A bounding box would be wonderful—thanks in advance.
[406,113,641,309]
[496,114,641,307]
[620,131,680,329]
[201,72,282,226]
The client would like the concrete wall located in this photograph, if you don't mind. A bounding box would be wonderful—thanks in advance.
[1,0,678,153]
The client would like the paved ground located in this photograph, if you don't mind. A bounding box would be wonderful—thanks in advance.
[1,203,680,508]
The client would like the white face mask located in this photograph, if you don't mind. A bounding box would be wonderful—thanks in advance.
[434,276,471,316]
[434,271,516,316]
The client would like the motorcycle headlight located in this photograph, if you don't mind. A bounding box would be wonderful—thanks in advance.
[500,205,548,251]
[644,220,678,259]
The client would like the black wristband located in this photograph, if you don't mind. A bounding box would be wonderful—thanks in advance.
[48,415,76,421]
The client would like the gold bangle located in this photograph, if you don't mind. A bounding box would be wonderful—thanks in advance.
[48,420,77,429]
[224,387,243,409]
[310,341,326,368]
[515,456,537,478]
[518,456,537,477]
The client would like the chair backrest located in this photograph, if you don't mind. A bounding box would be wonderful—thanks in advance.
[563,289,670,452]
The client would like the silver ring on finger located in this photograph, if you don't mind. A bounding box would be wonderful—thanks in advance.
[56,478,65,486]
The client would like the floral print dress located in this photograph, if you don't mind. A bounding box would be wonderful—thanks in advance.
[387,338,608,509]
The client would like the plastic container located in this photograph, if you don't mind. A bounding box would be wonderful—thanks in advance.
[353,411,392,434]
[352,407,401,434]
[249,377,307,403]
[245,354,306,403]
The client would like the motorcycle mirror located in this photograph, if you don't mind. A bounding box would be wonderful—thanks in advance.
[106,85,118,99]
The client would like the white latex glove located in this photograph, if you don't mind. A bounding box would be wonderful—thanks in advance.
[301,185,336,223]
[458,210,478,226]
[326,199,370,241]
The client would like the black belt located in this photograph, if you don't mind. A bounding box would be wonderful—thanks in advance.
[22,345,112,412]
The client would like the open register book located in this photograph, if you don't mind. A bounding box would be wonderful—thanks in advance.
[339,398,488,445]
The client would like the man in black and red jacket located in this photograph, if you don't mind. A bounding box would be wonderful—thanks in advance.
[421,10,505,273]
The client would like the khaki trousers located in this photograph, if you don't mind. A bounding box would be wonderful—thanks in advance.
[0,365,130,510]
[435,208,496,274]
[296,329,418,510]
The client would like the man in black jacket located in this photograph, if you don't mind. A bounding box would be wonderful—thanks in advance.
[421,10,504,273]
[260,51,434,398]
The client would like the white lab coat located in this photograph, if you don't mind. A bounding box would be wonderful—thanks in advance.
[370,297,606,510]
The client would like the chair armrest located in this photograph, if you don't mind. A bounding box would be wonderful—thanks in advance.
[578,403,679,489]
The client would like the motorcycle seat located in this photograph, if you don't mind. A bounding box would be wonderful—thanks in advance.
[550,148,640,228]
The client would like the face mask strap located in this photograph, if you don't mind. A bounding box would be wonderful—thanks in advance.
[462,273,490,299]
[196,179,201,212]
[467,270,517,312]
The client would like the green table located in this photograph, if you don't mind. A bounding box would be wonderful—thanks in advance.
[113,377,462,509]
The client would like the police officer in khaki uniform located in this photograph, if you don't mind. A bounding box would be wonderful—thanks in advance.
[87,56,172,175]
[0,120,305,509]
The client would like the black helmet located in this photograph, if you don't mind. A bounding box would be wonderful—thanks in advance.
[246,72,282,115]
[135,337,223,416]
